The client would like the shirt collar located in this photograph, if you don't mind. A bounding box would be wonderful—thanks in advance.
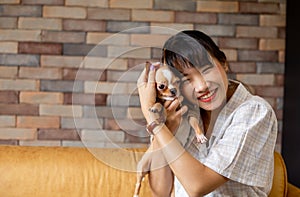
[211,80,252,137]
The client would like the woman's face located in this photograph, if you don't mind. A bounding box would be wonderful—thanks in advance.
[180,57,228,111]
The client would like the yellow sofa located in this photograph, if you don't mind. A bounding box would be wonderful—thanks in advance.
[0,145,299,197]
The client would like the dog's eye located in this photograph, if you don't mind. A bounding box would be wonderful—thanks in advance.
[158,84,165,90]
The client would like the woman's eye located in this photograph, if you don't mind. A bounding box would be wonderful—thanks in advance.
[181,78,190,84]
[201,65,213,74]
[158,84,165,90]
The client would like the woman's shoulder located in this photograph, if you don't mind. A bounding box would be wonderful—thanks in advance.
[229,80,276,117]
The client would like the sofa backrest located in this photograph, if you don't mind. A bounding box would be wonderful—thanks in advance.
[0,145,151,197]
[0,146,288,197]
[269,151,288,197]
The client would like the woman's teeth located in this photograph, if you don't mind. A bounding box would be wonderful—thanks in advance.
[199,89,216,100]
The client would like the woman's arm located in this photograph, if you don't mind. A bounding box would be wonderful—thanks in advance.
[137,63,174,196]
[153,124,228,197]
[148,139,174,197]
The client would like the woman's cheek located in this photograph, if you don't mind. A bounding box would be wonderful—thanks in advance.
[181,84,197,105]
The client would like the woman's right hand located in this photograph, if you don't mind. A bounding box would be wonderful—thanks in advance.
[137,62,160,124]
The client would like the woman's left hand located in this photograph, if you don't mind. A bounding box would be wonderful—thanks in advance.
[164,96,188,135]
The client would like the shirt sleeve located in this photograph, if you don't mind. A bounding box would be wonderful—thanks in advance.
[203,99,278,187]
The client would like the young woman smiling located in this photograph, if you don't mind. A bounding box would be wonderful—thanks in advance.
[137,30,277,197]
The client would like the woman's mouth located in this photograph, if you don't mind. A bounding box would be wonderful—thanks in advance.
[197,89,217,102]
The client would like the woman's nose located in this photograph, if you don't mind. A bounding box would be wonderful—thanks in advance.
[194,74,208,93]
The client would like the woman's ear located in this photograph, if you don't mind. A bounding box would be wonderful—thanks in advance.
[223,62,230,72]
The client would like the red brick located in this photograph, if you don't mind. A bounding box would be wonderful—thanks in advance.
[43,6,86,19]
[64,93,107,106]
[41,31,85,43]
[218,14,258,25]
[17,116,60,128]
[0,54,39,67]
[63,19,106,32]
[237,26,277,38]
[18,42,62,55]
[0,17,17,29]
[275,74,284,86]
[175,11,216,24]
[20,91,63,104]
[255,86,284,98]
[229,62,256,73]
[0,140,18,145]
[0,128,36,140]
[218,38,258,49]
[154,0,195,11]
[0,65,18,78]
[40,80,83,93]
[19,67,62,79]
[63,68,106,81]
[22,0,64,5]
[238,50,278,62]
[111,0,153,9]
[38,129,80,140]
[240,2,280,14]
[63,43,107,56]
[0,104,38,115]
[132,10,174,22]
[0,115,15,127]
[0,91,18,104]
[87,8,130,21]
[0,5,41,17]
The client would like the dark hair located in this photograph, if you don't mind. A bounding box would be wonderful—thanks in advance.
[162,30,228,72]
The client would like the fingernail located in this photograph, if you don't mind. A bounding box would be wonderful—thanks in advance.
[150,64,155,71]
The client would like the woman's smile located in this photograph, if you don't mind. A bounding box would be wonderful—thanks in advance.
[197,88,217,103]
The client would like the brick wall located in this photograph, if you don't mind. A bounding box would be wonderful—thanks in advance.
[0,0,286,152]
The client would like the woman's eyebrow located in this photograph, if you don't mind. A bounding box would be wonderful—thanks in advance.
[201,64,213,71]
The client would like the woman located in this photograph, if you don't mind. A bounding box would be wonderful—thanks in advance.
[137,30,277,196]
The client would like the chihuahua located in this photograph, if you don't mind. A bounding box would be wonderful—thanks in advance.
[133,62,207,197]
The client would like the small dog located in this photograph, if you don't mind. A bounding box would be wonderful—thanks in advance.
[133,62,207,197]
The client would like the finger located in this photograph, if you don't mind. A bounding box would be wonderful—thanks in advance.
[145,61,151,77]
[176,105,188,116]
[167,98,181,112]
[137,61,154,84]
[163,100,172,109]
[137,68,147,85]
[148,63,157,84]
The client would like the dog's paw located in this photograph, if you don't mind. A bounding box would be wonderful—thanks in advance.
[196,133,208,144]
[149,103,164,114]
[149,106,159,113]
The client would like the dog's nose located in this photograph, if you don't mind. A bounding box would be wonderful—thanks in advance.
[170,88,177,96]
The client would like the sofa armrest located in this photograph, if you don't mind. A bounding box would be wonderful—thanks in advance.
[287,183,300,196]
